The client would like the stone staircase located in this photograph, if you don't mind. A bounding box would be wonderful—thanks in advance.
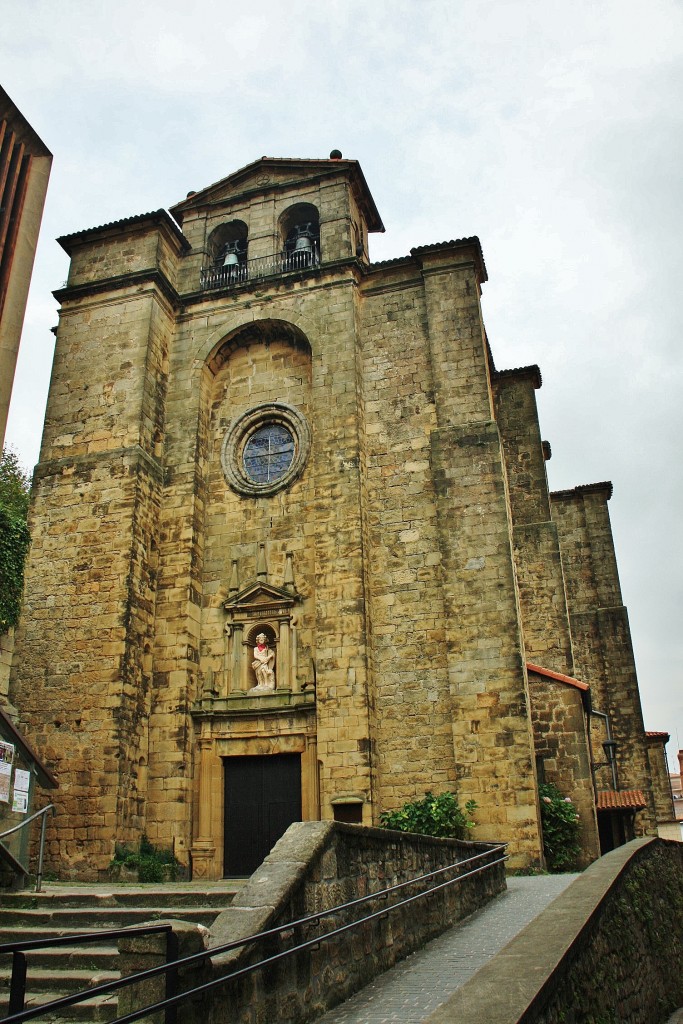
[0,882,243,1022]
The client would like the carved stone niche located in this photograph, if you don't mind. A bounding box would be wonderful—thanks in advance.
[223,549,302,696]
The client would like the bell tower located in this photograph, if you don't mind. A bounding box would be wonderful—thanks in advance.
[168,151,383,299]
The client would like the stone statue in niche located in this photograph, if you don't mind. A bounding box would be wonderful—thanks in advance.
[251,633,275,690]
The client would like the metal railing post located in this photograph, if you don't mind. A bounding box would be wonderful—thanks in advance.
[8,951,27,1016]
[34,806,54,893]
[0,804,56,892]
[164,929,179,1024]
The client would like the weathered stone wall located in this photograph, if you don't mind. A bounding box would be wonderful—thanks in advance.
[9,223,177,874]
[207,820,506,1024]
[646,735,676,825]
[528,668,600,865]
[199,336,315,692]
[551,486,656,833]
[10,156,658,880]
[493,369,575,677]
[0,628,13,701]
[358,258,453,811]
[428,837,683,1024]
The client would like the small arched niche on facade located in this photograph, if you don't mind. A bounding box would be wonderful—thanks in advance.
[223,551,303,697]
[247,624,277,691]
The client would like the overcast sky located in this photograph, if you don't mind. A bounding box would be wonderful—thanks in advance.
[3,0,682,769]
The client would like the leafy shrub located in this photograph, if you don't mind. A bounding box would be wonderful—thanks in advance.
[110,834,179,882]
[0,449,31,633]
[539,782,581,871]
[379,791,476,839]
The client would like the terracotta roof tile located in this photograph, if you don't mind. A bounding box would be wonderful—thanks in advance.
[526,662,589,691]
[645,731,670,740]
[596,789,647,811]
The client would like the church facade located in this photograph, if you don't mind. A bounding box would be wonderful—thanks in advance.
[9,155,657,878]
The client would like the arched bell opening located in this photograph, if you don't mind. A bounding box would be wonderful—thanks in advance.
[207,220,249,284]
[279,203,320,271]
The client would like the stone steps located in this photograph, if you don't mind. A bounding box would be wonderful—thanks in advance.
[0,905,224,932]
[0,966,120,993]
[2,987,119,1022]
[0,881,242,1021]
[3,943,118,971]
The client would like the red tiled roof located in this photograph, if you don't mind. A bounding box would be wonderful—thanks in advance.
[526,663,589,692]
[596,789,647,811]
[645,731,670,741]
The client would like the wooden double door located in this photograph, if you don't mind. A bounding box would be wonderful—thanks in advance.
[223,753,302,877]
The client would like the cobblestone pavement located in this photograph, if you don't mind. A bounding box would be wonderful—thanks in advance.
[317,874,579,1024]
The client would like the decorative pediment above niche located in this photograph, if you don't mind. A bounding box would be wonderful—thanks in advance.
[224,580,299,619]
[220,546,305,700]
[223,545,302,621]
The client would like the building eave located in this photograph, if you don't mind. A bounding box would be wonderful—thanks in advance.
[550,481,614,502]
[57,210,190,255]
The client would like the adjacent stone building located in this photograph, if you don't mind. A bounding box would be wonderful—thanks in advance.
[0,86,52,448]
[8,154,660,878]
[0,87,52,742]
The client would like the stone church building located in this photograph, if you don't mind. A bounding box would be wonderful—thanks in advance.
[9,154,659,878]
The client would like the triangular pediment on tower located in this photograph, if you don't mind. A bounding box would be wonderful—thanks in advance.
[170,156,384,232]
[224,579,300,615]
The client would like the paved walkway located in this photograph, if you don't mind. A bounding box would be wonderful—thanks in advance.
[317,873,579,1024]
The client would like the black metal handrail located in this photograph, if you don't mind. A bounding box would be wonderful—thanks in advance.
[0,924,179,1024]
[0,805,55,892]
[0,843,507,1024]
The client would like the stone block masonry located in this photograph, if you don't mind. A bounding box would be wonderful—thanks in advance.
[428,837,683,1024]
[206,821,506,1024]
[8,155,659,879]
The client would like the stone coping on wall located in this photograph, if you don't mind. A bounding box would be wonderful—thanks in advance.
[209,820,503,963]
[206,820,507,1024]
[425,837,683,1024]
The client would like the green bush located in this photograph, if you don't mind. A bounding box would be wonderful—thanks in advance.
[539,782,581,872]
[110,835,179,882]
[0,449,31,633]
[379,791,476,839]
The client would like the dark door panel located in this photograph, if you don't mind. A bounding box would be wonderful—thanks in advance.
[223,754,301,876]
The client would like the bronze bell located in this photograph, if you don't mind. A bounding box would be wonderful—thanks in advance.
[223,243,240,268]
[293,224,315,265]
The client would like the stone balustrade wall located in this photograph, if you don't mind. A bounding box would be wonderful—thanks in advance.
[429,837,683,1024]
[206,820,506,1024]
